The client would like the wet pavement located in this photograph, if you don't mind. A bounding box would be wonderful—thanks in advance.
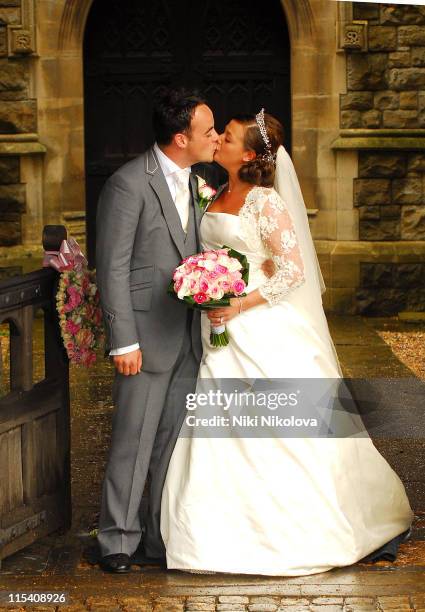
[0,315,424,611]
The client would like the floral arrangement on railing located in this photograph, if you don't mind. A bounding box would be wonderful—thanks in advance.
[43,237,104,367]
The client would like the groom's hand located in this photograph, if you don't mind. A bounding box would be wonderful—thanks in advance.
[112,349,142,375]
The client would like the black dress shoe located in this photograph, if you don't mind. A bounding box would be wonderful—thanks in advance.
[129,541,166,567]
[99,553,131,573]
[130,552,166,567]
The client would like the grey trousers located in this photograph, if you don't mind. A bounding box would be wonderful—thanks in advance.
[97,312,199,557]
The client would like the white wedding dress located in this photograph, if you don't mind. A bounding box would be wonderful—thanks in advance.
[160,185,414,576]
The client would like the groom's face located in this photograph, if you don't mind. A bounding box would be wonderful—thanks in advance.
[185,104,219,164]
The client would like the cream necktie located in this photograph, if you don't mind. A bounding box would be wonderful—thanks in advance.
[173,169,190,233]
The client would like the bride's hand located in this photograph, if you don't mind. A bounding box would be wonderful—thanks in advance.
[262,258,275,278]
[207,299,240,325]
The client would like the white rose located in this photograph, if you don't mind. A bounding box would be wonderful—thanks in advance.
[227,259,243,272]
[177,278,191,299]
[199,185,215,199]
[197,176,206,190]
[203,259,216,272]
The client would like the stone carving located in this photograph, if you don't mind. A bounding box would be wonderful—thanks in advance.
[5,0,36,56]
[343,23,368,52]
[337,0,368,54]
[11,28,33,54]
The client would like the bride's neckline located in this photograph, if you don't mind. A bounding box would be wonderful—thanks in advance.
[204,184,259,218]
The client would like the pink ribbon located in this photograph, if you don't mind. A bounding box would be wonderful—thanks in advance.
[42,236,88,272]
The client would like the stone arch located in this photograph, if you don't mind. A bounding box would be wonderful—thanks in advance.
[58,0,316,53]
[281,0,315,41]
[58,0,93,51]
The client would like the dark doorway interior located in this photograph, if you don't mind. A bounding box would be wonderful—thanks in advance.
[83,0,291,267]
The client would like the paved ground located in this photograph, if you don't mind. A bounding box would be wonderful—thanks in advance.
[0,315,424,611]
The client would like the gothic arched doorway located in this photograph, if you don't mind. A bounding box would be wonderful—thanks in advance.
[83,0,291,267]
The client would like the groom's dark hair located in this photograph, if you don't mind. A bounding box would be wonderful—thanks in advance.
[152,87,207,145]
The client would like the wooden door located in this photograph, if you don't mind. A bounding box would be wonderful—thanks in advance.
[83,0,291,267]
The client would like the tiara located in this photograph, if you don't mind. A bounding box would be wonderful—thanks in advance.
[255,108,276,164]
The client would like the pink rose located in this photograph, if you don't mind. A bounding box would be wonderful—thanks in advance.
[209,285,224,299]
[65,319,81,335]
[214,264,228,275]
[66,286,82,309]
[199,278,209,293]
[187,255,201,265]
[232,280,246,295]
[184,263,195,274]
[194,292,208,304]
[199,185,216,199]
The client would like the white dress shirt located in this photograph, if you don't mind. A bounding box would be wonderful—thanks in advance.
[109,143,192,356]
[153,142,191,231]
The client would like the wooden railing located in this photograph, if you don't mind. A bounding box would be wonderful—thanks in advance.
[0,225,71,568]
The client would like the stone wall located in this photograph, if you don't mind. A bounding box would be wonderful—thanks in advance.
[354,149,425,314]
[0,0,37,247]
[343,3,425,132]
[358,260,425,315]
[0,157,23,246]
[340,3,425,314]
[355,151,425,241]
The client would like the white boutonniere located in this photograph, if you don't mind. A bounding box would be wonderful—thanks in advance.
[196,176,217,211]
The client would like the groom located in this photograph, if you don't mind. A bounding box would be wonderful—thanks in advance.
[95,87,219,573]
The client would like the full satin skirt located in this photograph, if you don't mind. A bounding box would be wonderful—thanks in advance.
[160,303,414,575]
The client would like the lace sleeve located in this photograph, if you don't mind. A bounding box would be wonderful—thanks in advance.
[257,189,306,306]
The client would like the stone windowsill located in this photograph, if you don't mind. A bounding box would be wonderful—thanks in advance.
[315,239,425,260]
[331,129,425,150]
[0,134,46,156]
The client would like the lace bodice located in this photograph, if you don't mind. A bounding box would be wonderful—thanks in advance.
[202,185,306,306]
[237,186,305,306]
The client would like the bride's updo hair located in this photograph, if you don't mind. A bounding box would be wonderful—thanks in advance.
[232,112,284,187]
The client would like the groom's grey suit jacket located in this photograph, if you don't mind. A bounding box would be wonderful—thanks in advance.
[95,146,202,373]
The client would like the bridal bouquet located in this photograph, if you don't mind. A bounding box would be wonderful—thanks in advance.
[168,247,249,347]
[43,236,104,366]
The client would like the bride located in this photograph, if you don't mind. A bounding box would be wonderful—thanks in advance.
[159,109,414,575]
